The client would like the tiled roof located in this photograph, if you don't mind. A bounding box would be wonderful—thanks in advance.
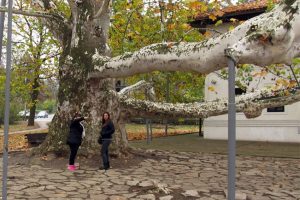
[195,0,279,21]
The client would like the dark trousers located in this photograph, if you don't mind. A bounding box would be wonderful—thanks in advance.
[101,140,111,169]
[69,143,80,165]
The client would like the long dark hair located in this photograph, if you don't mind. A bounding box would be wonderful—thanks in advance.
[102,112,111,127]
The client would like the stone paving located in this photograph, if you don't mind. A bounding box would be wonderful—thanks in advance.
[0,150,299,200]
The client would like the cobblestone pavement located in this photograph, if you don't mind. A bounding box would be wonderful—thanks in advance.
[0,150,299,200]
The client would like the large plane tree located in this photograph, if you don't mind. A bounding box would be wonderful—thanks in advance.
[3,0,299,154]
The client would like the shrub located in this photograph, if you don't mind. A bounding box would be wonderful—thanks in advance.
[0,102,20,125]
[37,99,57,113]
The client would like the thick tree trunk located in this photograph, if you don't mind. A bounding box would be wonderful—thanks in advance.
[36,0,128,155]
[39,61,127,155]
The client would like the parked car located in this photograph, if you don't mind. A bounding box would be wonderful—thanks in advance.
[18,110,30,118]
[37,111,49,118]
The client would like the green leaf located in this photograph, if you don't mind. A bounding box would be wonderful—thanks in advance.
[215,20,223,26]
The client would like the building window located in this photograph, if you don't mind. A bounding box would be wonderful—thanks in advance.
[235,87,246,96]
[267,106,285,112]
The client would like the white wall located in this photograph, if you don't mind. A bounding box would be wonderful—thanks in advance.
[204,67,300,143]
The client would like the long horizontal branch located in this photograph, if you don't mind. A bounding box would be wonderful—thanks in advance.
[119,87,300,119]
[0,6,64,21]
[89,1,300,79]
[119,80,153,96]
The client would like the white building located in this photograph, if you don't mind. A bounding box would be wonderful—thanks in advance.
[204,68,300,142]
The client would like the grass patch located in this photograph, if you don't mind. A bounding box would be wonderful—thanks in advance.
[129,133,300,158]
[126,124,199,132]
[126,123,199,140]
[0,121,39,133]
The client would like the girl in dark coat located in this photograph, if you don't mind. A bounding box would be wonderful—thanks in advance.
[66,112,86,171]
[100,112,115,171]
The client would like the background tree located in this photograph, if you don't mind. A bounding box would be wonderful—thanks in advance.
[0,68,21,126]
[12,0,60,126]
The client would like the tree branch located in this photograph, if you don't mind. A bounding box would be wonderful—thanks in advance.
[0,5,71,45]
[41,52,60,62]
[93,0,111,19]
[119,80,153,96]
[225,0,233,6]
[89,1,300,79]
[67,0,76,18]
[118,87,300,119]
[0,6,64,20]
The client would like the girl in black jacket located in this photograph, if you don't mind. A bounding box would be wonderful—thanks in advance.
[66,112,86,171]
[100,112,115,171]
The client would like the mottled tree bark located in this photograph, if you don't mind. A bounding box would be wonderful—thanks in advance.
[34,0,129,155]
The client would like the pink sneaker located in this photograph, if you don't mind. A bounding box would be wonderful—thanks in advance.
[68,165,76,171]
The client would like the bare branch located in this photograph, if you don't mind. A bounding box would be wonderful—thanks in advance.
[13,19,32,39]
[41,52,60,62]
[24,16,35,48]
[225,0,233,6]
[0,4,71,45]
[93,0,111,19]
[0,6,64,20]
[67,0,76,16]
[119,80,153,96]
[289,65,300,87]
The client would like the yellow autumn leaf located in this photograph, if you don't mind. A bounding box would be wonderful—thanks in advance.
[167,43,174,48]
[209,14,217,21]
[230,18,238,24]
[166,4,173,10]
[277,64,285,68]
[154,8,160,14]
[253,72,265,77]
[260,70,268,77]
[204,31,211,37]
[272,85,280,91]
[127,32,134,38]
[208,86,215,92]
[189,1,201,9]
[276,79,289,87]
[252,71,261,77]
[167,23,176,31]
[282,80,289,87]
[181,23,190,30]
[126,3,132,10]
[228,25,235,31]
[288,80,297,88]
[200,4,208,13]
[284,90,290,96]
[276,79,284,85]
